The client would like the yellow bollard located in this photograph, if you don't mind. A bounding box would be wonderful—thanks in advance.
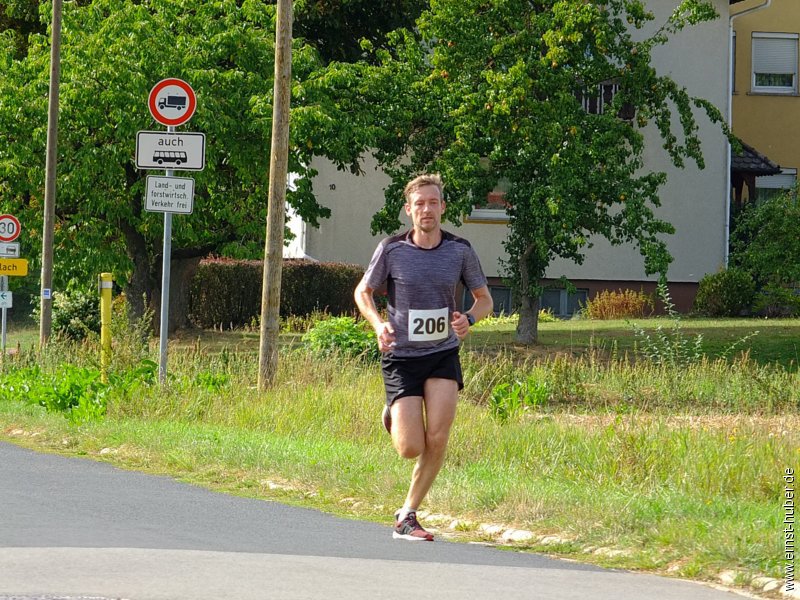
[99,273,113,383]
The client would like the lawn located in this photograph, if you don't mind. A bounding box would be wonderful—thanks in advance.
[469,316,800,370]
[0,314,797,596]
[2,321,38,352]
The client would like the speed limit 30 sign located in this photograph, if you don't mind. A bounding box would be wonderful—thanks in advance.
[0,215,20,243]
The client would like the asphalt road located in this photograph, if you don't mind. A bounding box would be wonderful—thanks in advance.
[0,441,746,600]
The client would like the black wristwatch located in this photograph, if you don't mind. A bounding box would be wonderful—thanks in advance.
[466,313,476,327]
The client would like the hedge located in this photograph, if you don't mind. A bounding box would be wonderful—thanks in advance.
[188,258,366,329]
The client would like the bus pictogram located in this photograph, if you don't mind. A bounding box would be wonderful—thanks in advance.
[153,150,188,165]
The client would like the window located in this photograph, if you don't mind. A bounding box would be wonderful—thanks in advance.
[756,168,797,202]
[540,288,588,317]
[752,33,798,94]
[578,81,634,121]
[466,190,510,223]
[462,285,512,315]
[581,82,619,115]
[489,286,513,315]
[462,285,587,317]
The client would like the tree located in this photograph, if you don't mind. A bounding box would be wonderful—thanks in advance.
[0,0,370,329]
[345,0,726,343]
[1,0,429,62]
[294,0,428,63]
[0,0,46,58]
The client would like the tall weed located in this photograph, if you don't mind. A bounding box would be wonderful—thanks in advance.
[631,283,704,366]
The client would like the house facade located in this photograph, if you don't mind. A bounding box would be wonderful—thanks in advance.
[731,0,799,202]
[288,1,735,315]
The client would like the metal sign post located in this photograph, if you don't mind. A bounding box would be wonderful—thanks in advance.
[158,136,175,384]
[1,276,7,354]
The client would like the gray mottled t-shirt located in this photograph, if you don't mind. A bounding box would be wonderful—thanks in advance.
[363,230,488,358]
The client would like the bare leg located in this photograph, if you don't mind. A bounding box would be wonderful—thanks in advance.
[389,395,425,459]
[391,378,458,510]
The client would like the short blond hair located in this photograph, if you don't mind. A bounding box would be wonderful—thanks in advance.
[403,174,444,201]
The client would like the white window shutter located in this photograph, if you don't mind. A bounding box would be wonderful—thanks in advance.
[756,169,797,190]
[753,35,798,76]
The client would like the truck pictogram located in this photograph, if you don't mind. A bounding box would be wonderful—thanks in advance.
[158,95,187,111]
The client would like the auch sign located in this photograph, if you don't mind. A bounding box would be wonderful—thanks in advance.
[136,131,205,171]
[0,259,28,276]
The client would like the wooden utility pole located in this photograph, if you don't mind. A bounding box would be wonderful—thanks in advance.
[258,0,293,390]
[39,0,63,345]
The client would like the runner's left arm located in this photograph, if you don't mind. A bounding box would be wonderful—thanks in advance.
[452,285,493,339]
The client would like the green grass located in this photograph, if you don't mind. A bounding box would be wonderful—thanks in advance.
[2,323,38,352]
[141,315,800,371]
[10,315,799,368]
[470,316,800,370]
[0,317,797,593]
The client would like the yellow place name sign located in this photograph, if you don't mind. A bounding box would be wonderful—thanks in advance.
[0,259,28,276]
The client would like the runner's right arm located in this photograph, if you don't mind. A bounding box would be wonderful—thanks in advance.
[354,279,395,352]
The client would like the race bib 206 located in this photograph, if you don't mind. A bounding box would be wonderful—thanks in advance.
[408,307,449,342]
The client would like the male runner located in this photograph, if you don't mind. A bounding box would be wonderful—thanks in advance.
[354,174,493,541]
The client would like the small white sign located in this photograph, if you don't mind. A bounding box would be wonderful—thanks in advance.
[0,291,12,309]
[42,288,51,299]
[145,176,195,214]
[0,242,20,258]
[136,131,205,171]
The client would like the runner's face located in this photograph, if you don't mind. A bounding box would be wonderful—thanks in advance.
[405,185,445,233]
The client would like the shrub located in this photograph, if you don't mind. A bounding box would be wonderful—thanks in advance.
[31,290,101,341]
[301,316,379,361]
[583,289,653,320]
[474,309,557,329]
[731,191,800,316]
[693,268,755,317]
[753,283,800,317]
[189,258,365,329]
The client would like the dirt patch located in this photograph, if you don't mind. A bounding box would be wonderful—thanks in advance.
[538,412,800,434]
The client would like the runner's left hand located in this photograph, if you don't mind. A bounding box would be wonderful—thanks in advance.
[451,311,469,340]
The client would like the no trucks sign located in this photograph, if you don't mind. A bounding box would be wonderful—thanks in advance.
[148,78,197,127]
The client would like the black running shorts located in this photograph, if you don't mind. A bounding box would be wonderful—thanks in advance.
[380,346,464,406]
